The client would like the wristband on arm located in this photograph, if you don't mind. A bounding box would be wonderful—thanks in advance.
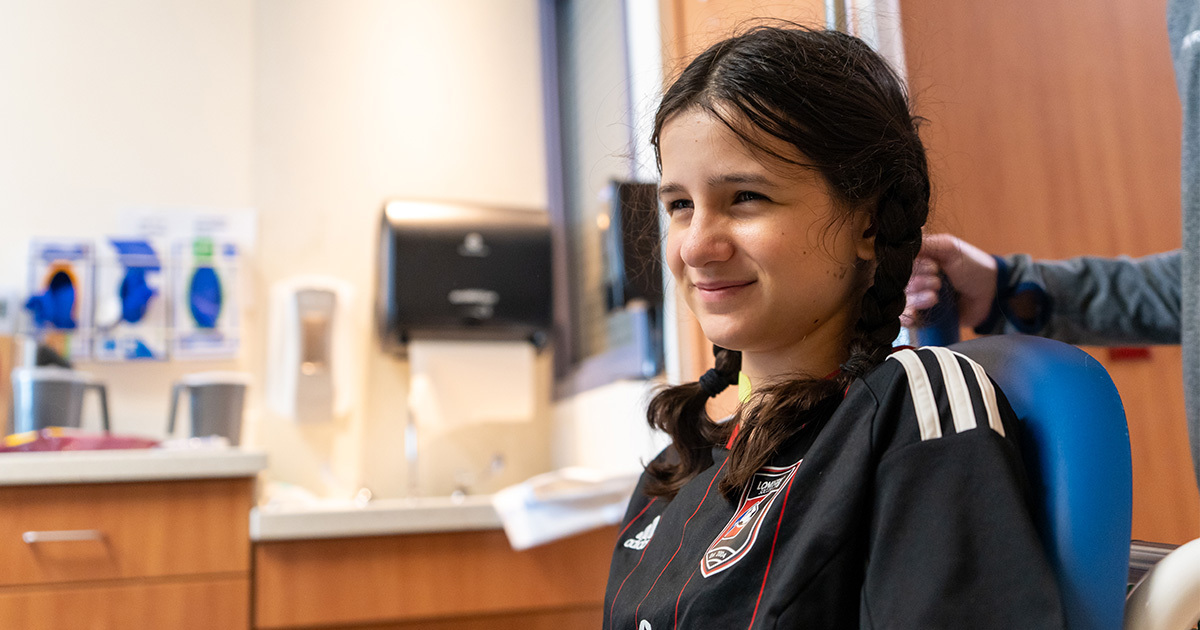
[973,255,1052,336]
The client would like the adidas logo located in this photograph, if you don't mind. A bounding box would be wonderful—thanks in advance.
[624,515,660,550]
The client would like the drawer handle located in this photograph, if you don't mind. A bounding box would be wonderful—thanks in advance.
[22,529,105,544]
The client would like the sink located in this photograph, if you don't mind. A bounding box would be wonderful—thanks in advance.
[250,494,501,541]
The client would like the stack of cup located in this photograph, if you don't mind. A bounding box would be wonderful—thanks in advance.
[9,366,110,435]
[168,372,250,445]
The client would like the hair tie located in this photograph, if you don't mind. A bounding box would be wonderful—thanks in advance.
[698,368,730,398]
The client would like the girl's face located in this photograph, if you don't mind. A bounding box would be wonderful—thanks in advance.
[659,109,876,380]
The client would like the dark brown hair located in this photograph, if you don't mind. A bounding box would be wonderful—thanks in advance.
[645,25,930,500]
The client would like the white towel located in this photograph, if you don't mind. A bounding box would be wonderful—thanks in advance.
[491,467,639,550]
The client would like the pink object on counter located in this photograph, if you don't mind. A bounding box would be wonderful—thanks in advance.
[0,427,159,452]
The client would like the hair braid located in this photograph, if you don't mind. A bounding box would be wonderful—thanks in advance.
[644,347,740,498]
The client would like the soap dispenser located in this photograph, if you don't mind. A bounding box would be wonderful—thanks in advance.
[266,276,354,424]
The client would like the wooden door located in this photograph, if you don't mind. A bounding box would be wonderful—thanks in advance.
[899,0,1200,542]
[660,0,827,75]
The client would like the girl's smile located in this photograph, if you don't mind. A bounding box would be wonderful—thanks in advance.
[692,278,756,305]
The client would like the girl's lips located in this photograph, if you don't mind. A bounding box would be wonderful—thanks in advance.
[693,280,755,302]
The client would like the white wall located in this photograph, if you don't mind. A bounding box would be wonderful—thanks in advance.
[0,0,255,241]
[0,0,255,436]
[250,0,550,498]
[1,0,553,499]
[551,379,669,474]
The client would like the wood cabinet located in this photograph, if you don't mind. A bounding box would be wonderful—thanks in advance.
[253,526,617,630]
[0,477,255,629]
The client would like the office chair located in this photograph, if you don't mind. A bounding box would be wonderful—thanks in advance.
[948,334,1200,630]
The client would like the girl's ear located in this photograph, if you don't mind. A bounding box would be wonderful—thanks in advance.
[854,211,877,261]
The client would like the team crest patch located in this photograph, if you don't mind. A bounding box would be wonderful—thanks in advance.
[701,460,801,578]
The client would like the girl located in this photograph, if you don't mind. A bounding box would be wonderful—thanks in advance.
[604,26,1064,629]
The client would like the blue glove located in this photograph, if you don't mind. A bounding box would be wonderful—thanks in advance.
[25,270,77,329]
[188,266,223,329]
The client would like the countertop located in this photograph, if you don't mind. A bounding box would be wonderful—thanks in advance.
[251,469,639,543]
[0,447,268,485]
[1,450,628,544]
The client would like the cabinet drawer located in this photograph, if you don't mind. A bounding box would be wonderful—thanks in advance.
[254,526,616,629]
[0,478,253,586]
[0,575,249,630]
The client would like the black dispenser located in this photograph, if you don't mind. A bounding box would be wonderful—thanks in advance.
[376,200,553,355]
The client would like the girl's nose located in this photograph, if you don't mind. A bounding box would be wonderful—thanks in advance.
[678,208,734,268]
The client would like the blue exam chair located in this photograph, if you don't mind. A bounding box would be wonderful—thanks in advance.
[948,335,1200,630]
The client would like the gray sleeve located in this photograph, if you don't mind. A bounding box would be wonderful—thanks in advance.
[978,250,1182,345]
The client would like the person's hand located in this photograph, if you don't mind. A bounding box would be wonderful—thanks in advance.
[902,234,999,329]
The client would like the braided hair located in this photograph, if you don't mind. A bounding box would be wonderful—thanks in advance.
[644,25,930,500]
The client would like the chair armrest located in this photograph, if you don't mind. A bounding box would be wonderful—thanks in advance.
[1129,539,1179,584]
[1124,538,1200,630]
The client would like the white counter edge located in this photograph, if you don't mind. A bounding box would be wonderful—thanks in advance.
[250,496,504,541]
[0,449,269,485]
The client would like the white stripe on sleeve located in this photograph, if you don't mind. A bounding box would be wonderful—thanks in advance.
[887,350,942,441]
[950,350,1006,437]
[929,347,978,434]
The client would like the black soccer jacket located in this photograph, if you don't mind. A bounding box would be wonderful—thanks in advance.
[604,347,1065,629]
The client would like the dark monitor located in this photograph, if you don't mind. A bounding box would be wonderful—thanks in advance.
[560,180,664,392]
[603,180,663,312]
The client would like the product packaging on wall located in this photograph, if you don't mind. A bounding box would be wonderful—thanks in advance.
[24,240,95,361]
[19,210,253,363]
[171,237,240,360]
[94,237,168,361]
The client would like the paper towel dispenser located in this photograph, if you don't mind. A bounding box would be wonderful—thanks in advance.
[376,200,553,355]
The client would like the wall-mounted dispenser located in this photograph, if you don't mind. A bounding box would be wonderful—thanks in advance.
[375,199,553,496]
[267,276,354,424]
[376,200,552,355]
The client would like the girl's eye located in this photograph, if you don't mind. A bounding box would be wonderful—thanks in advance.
[734,190,767,204]
[664,199,693,214]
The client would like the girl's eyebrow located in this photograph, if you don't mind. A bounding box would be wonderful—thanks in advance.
[658,182,684,197]
[659,172,774,197]
[710,172,773,187]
